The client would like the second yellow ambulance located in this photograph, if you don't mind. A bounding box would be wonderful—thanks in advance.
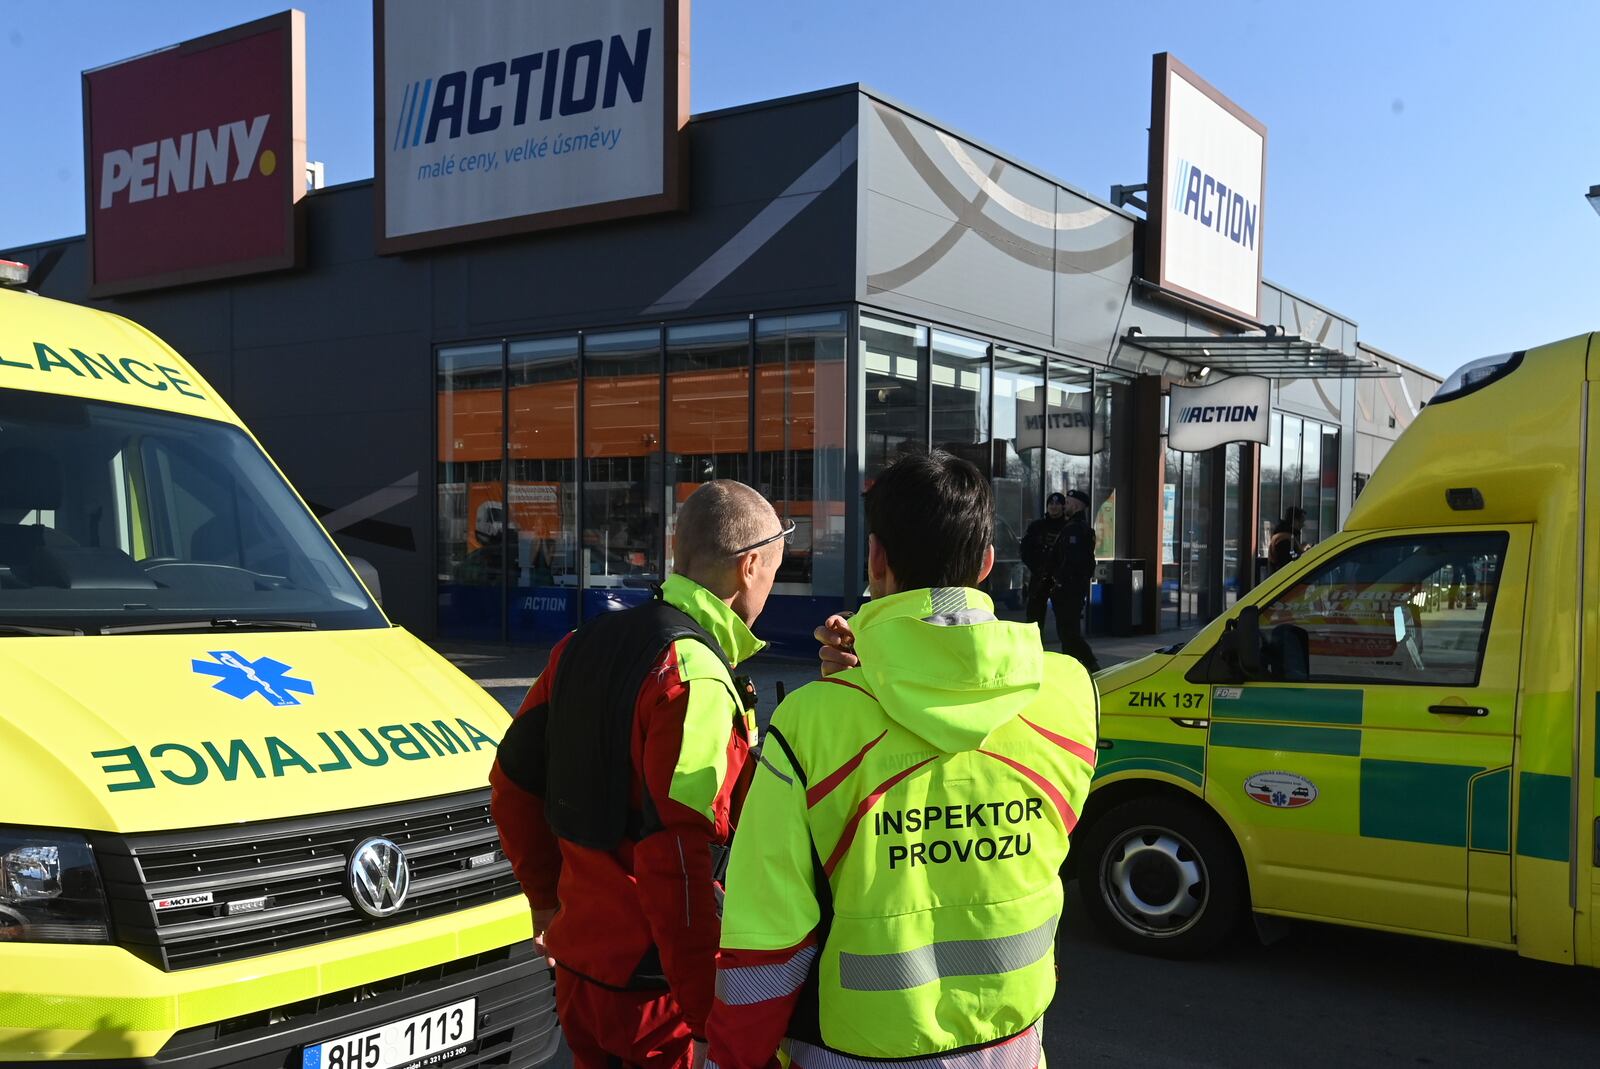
[1074,333,1600,969]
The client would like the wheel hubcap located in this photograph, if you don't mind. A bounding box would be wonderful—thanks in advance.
[1100,825,1207,938]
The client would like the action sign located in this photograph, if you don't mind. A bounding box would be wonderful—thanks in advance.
[82,11,306,296]
[1145,53,1266,323]
[375,0,688,254]
[1168,375,1271,453]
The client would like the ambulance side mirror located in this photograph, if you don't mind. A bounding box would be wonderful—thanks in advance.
[1235,607,1266,676]
[1222,606,1267,680]
[350,556,384,607]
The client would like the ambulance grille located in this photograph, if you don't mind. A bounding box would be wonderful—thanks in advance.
[93,789,522,971]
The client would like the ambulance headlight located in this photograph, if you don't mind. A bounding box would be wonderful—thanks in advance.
[0,829,110,944]
[1431,351,1523,405]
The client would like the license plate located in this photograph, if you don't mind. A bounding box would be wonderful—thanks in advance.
[301,998,476,1069]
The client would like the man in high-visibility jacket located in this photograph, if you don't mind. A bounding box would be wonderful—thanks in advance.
[706,452,1098,1069]
[492,481,791,1069]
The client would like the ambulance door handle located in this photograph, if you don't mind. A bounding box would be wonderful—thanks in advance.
[1428,704,1489,718]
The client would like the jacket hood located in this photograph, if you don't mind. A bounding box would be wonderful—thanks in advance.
[853,587,1043,753]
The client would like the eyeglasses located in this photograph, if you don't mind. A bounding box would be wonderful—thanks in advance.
[729,519,796,556]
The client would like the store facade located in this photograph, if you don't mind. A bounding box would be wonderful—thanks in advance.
[4,83,1431,651]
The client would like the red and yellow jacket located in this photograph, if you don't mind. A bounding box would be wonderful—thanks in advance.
[491,575,764,1035]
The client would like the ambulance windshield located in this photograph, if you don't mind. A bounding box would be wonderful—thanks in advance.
[0,389,385,634]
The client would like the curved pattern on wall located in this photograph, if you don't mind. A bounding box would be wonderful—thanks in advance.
[866,104,1131,294]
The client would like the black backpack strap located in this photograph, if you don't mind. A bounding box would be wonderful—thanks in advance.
[542,593,740,850]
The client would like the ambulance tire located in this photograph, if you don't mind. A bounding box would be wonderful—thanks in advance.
[1077,796,1244,958]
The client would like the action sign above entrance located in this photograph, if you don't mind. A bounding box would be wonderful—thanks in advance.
[1168,375,1270,452]
[375,0,688,254]
[82,11,307,296]
[1145,53,1267,323]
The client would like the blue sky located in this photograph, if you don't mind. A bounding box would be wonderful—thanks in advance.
[3,1,1597,375]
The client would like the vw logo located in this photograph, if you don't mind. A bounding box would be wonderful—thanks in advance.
[348,837,411,918]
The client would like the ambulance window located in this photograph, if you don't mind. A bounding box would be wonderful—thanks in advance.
[0,389,383,632]
[1259,532,1507,686]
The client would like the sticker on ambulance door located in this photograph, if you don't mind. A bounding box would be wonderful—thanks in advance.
[1244,771,1318,809]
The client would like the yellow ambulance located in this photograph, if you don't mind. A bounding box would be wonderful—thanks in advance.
[1076,333,1600,968]
[0,278,553,1064]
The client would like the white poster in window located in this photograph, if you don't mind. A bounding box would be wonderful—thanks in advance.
[1169,375,1270,452]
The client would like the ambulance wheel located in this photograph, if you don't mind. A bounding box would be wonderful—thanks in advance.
[1077,797,1243,958]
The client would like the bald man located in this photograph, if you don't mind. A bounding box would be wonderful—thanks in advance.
[492,481,790,1069]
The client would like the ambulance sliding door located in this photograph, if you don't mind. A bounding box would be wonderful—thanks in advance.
[1207,527,1523,940]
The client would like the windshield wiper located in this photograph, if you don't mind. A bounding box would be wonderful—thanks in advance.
[98,618,320,636]
[0,623,86,636]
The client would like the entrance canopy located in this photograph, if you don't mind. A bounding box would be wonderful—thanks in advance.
[1120,329,1396,378]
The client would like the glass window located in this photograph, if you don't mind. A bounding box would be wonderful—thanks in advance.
[508,336,579,641]
[862,314,928,480]
[930,331,990,470]
[437,343,505,640]
[1281,415,1303,527]
[1162,445,1181,630]
[1044,359,1093,506]
[666,321,751,575]
[583,328,662,612]
[1320,426,1340,542]
[0,389,383,633]
[756,312,848,597]
[1223,442,1243,608]
[1093,371,1135,560]
[1301,420,1322,545]
[1260,532,1507,686]
[1181,447,1215,622]
[989,348,1046,620]
[1259,412,1282,554]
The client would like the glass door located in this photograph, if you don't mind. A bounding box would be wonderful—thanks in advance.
[1162,444,1238,630]
[437,343,507,641]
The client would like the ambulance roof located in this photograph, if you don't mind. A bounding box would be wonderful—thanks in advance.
[0,288,239,424]
[1345,332,1597,532]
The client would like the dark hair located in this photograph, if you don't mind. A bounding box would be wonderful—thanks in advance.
[864,450,993,589]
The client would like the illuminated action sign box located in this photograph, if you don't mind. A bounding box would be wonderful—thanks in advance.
[375,0,688,253]
[1145,53,1267,323]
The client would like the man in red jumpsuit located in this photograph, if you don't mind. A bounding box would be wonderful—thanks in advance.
[492,481,790,1069]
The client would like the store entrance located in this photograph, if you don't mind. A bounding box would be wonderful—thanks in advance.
[1161,442,1251,631]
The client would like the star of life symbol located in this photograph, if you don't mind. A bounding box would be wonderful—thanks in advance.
[192,650,315,706]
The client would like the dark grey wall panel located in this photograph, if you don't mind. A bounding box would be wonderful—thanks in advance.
[229,332,431,420]
[449,92,859,334]
[230,251,432,349]
[1,88,866,639]
[246,404,432,631]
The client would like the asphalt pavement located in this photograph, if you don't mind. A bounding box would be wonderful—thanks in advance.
[1049,883,1600,1065]
[444,626,1600,1065]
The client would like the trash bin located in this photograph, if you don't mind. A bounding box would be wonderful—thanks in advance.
[1106,558,1145,636]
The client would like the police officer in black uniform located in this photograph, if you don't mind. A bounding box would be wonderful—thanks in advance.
[1021,490,1099,671]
